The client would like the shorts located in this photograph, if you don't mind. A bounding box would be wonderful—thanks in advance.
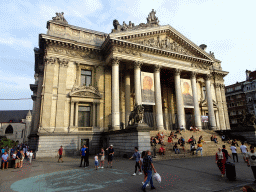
[95,161,99,166]
[108,155,113,162]
[2,160,8,163]
[101,156,105,161]
[242,153,247,157]
[59,155,62,158]
[15,159,20,164]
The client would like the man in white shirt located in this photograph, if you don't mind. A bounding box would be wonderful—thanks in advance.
[1,151,9,169]
[246,145,256,183]
[230,143,238,163]
[180,125,185,132]
[240,142,248,162]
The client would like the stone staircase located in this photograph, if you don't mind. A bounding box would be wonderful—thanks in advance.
[150,129,244,160]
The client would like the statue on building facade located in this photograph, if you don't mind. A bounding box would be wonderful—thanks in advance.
[147,9,159,25]
[128,104,144,125]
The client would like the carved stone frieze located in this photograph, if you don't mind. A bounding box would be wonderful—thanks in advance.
[47,46,101,60]
[70,85,101,98]
[114,47,141,56]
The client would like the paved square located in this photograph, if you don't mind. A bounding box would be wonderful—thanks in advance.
[1,154,256,192]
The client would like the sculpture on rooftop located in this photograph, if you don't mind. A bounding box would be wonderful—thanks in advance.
[147,9,159,25]
[52,12,68,24]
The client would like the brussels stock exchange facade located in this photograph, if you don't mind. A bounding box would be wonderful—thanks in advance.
[30,10,230,157]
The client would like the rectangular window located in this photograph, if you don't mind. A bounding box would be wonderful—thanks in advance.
[80,70,92,86]
[78,106,91,127]
[236,94,241,99]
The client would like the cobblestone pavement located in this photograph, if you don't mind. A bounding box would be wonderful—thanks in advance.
[1,154,256,192]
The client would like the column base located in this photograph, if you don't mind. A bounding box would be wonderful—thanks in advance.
[210,126,217,130]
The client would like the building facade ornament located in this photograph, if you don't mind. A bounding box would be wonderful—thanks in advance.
[205,74,212,81]
[174,68,181,76]
[134,61,142,69]
[191,71,197,79]
[45,57,56,65]
[70,85,101,98]
[154,64,161,72]
[111,57,120,66]
[191,62,210,70]
[52,12,68,24]
[58,58,69,67]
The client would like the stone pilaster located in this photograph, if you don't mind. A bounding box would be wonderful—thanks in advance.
[125,70,131,127]
[55,58,69,132]
[215,83,226,130]
[40,57,56,132]
[221,84,230,129]
[154,65,164,130]
[191,72,202,130]
[112,58,120,130]
[69,101,74,128]
[167,88,175,130]
[174,69,185,128]
[205,74,216,129]
[134,61,142,105]
[75,102,78,127]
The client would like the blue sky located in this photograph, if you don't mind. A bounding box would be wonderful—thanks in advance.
[1,0,255,110]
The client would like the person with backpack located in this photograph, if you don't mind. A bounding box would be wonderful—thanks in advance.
[142,150,157,191]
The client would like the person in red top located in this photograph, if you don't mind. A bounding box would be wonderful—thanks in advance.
[159,145,166,155]
[216,147,226,177]
[58,146,63,163]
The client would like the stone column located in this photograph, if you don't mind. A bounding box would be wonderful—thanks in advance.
[112,58,120,130]
[215,83,226,130]
[154,65,164,130]
[174,69,185,128]
[93,103,96,128]
[221,84,231,129]
[205,74,216,129]
[162,84,169,130]
[70,101,74,127]
[75,102,78,127]
[134,61,142,105]
[191,72,202,130]
[125,70,131,127]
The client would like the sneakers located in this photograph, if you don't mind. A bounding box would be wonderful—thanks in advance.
[101,167,104,169]
[132,173,136,176]
[138,172,143,175]
[142,182,149,187]
[151,186,156,190]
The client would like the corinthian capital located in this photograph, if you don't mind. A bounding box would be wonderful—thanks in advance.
[154,65,161,72]
[58,58,69,68]
[205,74,212,81]
[44,57,56,65]
[134,61,142,69]
[111,57,120,66]
[174,68,181,76]
[191,71,197,79]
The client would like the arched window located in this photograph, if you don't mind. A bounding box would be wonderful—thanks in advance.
[5,125,13,134]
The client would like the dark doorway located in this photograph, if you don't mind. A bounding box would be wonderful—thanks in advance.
[185,108,194,130]
[143,105,154,128]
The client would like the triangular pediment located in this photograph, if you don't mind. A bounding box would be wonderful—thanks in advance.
[109,25,215,62]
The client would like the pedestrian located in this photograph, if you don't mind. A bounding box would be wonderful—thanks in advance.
[242,185,256,192]
[85,145,89,167]
[196,141,203,156]
[26,150,30,161]
[58,146,64,163]
[240,142,248,162]
[231,142,238,163]
[80,145,87,167]
[94,154,99,170]
[246,145,256,183]
[29,150,34,164]
[142,150,157,192]
[16,149,21,168]
[222,145,231,163]
[140,151,149,187]
[106,145,114,168]
[99,148,105,168]
[20,150,24,168]
[216,147,226,177]
[130,147,142,176]
[1,151,9,170]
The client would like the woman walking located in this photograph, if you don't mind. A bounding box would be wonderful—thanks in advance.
[216,147,226,177]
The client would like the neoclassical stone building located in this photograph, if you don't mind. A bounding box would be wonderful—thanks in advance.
[30,10,230,157]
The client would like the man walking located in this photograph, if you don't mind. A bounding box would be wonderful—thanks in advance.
[80,145,87,167]
[142,150,157,192]
[222,145,231,163]
[85,145,89,167]
[130,147,142,176]
[58,146,64,163]
[231,142,238,163]
[240,142,248,162]
[246,145,256,183]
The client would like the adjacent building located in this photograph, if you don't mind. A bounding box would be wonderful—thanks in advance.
[0,110,32,144]
[29,10,230,157]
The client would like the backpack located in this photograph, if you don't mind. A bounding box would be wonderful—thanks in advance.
[143,155,152,172]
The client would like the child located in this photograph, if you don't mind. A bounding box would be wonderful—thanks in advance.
[94,154,99,170]
[99,148,105,168]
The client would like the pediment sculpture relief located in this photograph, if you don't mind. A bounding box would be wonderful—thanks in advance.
[129,35,193,56]
[70,85,101,98]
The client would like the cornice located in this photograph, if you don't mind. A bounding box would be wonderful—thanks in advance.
[40,34,102,53]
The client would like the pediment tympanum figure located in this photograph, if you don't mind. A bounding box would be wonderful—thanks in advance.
[70,85,101,99]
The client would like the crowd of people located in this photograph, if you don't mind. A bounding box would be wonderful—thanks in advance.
[1,144,34,170]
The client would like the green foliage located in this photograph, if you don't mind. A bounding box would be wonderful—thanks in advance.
[0,138,16,148]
